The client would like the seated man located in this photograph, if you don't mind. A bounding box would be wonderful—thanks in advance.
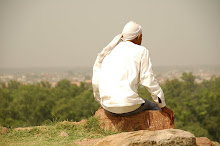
[92,21,174,123]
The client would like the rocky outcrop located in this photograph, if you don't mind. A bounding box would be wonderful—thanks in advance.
[61,119,87,125]
[196,137,215,146]
[212,141,220,146]
[94,129,196,146]
[94,107,174,132]
[74,138,102,146]
[59,131,69,137]
[1,127,9,134]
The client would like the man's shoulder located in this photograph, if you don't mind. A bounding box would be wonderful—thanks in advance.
[131,43,148,55]
[121,41,147,52]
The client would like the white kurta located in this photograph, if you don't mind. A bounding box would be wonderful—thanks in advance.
[92,41,166,114]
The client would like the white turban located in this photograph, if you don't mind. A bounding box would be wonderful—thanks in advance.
[98,21,142,63]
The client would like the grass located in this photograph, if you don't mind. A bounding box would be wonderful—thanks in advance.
[0,117,118,146]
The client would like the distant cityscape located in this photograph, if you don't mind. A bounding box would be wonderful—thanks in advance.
[0,65,220,87]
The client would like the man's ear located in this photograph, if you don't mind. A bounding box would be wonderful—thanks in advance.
[137,34,142,39]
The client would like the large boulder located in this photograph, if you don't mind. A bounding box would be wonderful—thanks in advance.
[94,129,196,146]
[94,107,174,132]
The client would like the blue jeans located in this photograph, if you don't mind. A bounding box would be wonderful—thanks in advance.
[103,98,161,117]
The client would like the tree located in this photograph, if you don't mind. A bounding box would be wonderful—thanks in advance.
[181,72,196,91]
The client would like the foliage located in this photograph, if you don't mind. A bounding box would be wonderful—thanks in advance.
[0,80,99,128]
[0,73,220,141]
[138,73,220,141]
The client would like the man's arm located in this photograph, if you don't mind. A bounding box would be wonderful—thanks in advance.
[139,48,174,123]
[162,106,175,124]
[92,55,102,103]
[139,48,166,108]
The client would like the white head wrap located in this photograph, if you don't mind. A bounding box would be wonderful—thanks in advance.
[98,21,142,63]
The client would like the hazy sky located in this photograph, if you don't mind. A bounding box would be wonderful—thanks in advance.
[0,0,220,68]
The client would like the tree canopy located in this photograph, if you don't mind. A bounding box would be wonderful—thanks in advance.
[0,73,219,141]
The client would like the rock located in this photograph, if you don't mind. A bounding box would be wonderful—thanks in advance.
[15,127,33,131]
[74,138,102,146]
[59,131,69,137]
[94,107,174,132]
[14,126,47,131]
[94,129,196,146]
[61,119,87,125]
[196,137,214,146]
[212,141,220,146]
[1,127,9,134]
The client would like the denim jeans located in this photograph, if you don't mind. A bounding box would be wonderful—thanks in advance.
[103,98,161,117]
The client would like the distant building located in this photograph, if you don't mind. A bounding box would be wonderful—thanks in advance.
[84,80,92,84]
[71,80,81,86]
[51,81,57,88]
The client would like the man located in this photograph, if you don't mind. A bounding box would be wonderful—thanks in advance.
[92,21,174,124]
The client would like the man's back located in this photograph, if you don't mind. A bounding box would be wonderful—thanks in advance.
[99,41,146,108]
[93,21,174,122]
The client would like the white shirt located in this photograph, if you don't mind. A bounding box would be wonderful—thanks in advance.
[92,41,166,114]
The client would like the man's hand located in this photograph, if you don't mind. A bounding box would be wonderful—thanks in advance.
[161,106,175,125]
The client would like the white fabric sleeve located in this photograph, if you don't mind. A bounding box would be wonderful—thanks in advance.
[92,55,102,103]
[139,48,166,108]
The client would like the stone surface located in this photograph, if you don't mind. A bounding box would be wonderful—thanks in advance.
[212,141,220,146]
[61,119,87,125]
[196,137,214,146]
[94,107,174,132]
[1,127,9,134]
[74,138,101,146]
[15,126,47,131]
[15,127,33,131]
[94,129,196,146]
[59,131,69,137]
